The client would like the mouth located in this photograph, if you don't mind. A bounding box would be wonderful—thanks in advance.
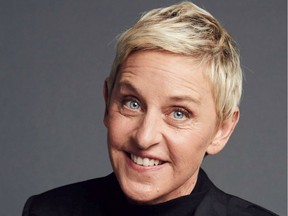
[130,153,164,167]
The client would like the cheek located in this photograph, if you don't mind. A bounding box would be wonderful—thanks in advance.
[167,128,213,164]
[107,112,132,148]
[106,114,128,166]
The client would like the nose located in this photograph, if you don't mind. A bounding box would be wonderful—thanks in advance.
[132,110,163,150]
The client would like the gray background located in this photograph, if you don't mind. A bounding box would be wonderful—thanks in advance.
[0,0,286,215]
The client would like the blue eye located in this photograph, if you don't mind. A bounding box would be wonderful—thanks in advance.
[173,111,185,119]
[126,100,140,110]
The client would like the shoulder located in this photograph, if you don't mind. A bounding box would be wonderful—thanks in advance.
[217,187,277,215]
[197,183,278,216]
[22,173,117,216]
[195,170,278,216]
[32,173,116,202]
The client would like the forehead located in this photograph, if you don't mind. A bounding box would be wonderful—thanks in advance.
[119,51,210,88]
[114,51,214,106]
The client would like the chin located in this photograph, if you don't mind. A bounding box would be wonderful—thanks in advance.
[118,175,163,204]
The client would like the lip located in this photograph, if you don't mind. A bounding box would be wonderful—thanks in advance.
[125,152,166,172]
[129,151,164,162]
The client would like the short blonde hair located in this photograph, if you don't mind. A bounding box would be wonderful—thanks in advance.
[107,1,242,123]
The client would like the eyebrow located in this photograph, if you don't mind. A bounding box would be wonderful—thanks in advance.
[117,81,201,105]
[168,95,201,105]
[117,81,138,93]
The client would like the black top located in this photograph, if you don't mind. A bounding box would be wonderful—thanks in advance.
[22,169,278,216]
[106,168,211,216]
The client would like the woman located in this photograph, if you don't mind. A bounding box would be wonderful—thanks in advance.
[23,2,277,215]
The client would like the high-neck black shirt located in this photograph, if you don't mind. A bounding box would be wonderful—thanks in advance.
[22,168,278,216]
[104,169,212,216]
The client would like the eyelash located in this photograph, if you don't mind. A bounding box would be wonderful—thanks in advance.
[120,97,192,120]
[171,107,192,120]
[122,97,141,110]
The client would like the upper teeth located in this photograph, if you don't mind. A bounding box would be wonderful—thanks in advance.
[130,154,162,167]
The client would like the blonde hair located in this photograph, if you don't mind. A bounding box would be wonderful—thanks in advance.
[107,1,242,123]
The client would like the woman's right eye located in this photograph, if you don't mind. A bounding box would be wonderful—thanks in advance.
[124,100,140,110]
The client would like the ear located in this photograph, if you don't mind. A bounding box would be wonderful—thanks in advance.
[206,108,240,155]
[103,79,109,128]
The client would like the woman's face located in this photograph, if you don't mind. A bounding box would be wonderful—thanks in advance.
[104,51,229,204]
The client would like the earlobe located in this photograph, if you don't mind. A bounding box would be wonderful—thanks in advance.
[207,109,240,155]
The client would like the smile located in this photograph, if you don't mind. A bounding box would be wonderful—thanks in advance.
[130,154,163,167]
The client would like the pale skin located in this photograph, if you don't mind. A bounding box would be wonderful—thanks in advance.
[104,50,239,205]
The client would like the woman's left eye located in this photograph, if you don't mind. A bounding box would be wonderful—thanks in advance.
[173,111,184,119]
[172,109,190,120]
